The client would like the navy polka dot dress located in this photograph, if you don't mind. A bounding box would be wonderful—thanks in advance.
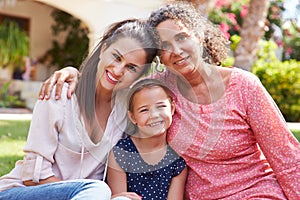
[113,137,186,200]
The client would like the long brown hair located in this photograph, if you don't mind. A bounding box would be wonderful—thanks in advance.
[76,19,158,128]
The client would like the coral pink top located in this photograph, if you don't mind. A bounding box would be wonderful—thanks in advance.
[155,68,300,199]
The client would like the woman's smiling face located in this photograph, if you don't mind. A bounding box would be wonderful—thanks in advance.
[156,19,203,76]
[97,37,147,92]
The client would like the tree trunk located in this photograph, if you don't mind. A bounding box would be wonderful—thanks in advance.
[234,0,270,71]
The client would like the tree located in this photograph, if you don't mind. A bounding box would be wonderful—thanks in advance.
[180,0,275,71]
[0,20,29,80]
[43,10,89,70]
[233,0,270,71]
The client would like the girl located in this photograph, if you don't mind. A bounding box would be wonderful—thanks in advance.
[107,79,187,200]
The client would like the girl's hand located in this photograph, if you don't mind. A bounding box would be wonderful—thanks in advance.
[39,66,80,100]
[111,192,142,200]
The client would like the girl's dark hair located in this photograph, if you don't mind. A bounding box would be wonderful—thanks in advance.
[76,19,158,128]
[147,2,229,65]
[127,78,174,113]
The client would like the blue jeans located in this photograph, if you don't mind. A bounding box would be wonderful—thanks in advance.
[0,179,111,200]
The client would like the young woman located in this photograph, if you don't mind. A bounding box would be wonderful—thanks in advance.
[107,79,187,200]
[38,2,300,199]
[0,19,157,200]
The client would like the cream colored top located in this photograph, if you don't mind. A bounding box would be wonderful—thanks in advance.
[0,84,127,192]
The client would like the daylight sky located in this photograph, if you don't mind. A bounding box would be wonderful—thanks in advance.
[282,0,300,25]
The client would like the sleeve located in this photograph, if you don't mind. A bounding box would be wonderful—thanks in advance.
[172,156,186,177]
[169,148,186,177]
[21,85,67,182]
[244,73,300,199]
[112,139,128,172]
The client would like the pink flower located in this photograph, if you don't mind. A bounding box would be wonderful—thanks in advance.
[215,0,223,8]
[227,13,237,25]
[216,0,231,8]
[233,25,241,31]
[240,5,248,18]
[220,23,231,39]
[276,40,283,47]
[286,47,293,54]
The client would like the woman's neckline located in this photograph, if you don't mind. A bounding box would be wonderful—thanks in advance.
[174,67,235,106]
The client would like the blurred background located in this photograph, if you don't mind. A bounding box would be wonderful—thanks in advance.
[0,0,299,121]
[0,0,299,177]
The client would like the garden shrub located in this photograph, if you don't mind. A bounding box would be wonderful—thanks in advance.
[224,36,300,122]
[252,40,300,122]
[0,82,26,108]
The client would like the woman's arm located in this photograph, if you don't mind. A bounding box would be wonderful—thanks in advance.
[167,166,187,200]
[245,73,300,199]
[39,66,79,100]
[21,86,67,184]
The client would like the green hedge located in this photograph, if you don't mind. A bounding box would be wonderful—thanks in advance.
[224,37,300,122]
[252,40,300,122]
[0,81,26,108]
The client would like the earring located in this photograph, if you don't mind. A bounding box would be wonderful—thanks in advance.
[153,56,165,73]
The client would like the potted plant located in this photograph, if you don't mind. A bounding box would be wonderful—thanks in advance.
[0,20,29,80]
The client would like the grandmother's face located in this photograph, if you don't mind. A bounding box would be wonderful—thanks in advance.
[156,19,204,76]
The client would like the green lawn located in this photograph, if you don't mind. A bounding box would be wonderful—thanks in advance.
[0,120,299,177]
[292,129,300,141]
[0,120,29,176]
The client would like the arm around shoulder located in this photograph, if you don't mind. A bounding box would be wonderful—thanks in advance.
[39,66,79,100]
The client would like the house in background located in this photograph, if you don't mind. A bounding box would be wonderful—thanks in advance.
[0,0,163,80]
[0,0,163,109]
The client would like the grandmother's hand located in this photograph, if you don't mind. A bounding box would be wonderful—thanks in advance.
[38,66,80,100]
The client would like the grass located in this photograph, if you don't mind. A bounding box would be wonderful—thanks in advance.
[0,120,299,177]
[0,120,29,176]
[292,129,300,141]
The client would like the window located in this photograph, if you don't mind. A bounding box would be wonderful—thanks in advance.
[0,13,30,35]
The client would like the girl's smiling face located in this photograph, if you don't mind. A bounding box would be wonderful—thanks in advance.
[97,37,147,92]
[156,19,203,76]
[128,86,175,138]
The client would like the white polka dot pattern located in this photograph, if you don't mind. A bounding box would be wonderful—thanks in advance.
[113,137,186,199]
